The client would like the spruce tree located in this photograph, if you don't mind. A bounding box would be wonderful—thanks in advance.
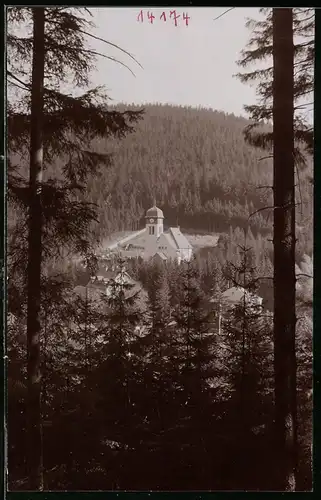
[236,7,314,156]
[97,258,142,449]
[7,6,143,490]
[220,244,274,489]
[143,267,174,433]
[272,9,297,490]
[236,8,314,490]
[25,9,45,489]
[172,260,218,488]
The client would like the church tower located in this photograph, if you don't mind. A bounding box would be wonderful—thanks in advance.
[145,204,164,238]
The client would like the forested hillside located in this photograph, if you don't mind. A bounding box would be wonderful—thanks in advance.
[8,102,312,309]
[85,103,312,257]
[9,103,313,260]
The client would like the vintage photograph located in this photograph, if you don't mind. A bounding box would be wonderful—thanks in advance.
[6,6,313,491]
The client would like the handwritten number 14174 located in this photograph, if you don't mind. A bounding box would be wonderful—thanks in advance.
[137,10,190,26]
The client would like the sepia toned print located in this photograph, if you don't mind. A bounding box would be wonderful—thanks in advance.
[6,6,313,492]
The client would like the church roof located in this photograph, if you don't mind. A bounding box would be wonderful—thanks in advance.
[152,251,168,261]
[145,205,164,219]
[118,227,192,253]
[168,227,193,250]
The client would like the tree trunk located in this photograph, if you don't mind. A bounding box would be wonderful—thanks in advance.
[26,7,45,491]
[272,7,297,491]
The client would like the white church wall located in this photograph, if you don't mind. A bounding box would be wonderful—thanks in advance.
[108,205,193,263]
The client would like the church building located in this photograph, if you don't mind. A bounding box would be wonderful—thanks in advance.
[116,205,193,263]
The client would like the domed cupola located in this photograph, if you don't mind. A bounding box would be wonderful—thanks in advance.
[145,204,164,237]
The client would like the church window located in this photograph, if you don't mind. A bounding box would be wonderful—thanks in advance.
[149,226,155,235]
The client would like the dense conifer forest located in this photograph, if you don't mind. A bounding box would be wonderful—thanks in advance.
[8,254,313,491]
[88,104,312,255]
[8,103,313,491]
[9,103,313,258]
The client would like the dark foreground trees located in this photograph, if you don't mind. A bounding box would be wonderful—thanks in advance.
[237,7,314,490]
[272,8,297,491]
[7,6,143,489]
[8,251,313,490]
[26,8,45,490]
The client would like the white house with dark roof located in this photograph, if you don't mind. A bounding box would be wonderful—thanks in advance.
[115,205,193,263]
[74,264,148,311]
[92,266,138,297]
[210,286,264,335]
[219,286,263,311]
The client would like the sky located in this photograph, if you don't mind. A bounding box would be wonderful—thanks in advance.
[89,7,262,118]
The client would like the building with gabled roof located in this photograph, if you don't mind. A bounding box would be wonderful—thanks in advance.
[220,286,263,310]
[151,251,168,264]
[74,264,148,312]
[209,286,264,335]
[112,204,193,263]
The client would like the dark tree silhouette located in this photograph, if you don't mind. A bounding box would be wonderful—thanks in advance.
[26,8,45,489]
[7,6,143,489]
[272,8,297,491]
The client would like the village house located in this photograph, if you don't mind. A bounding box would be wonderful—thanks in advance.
[210,286,264,335]
[74,262,147,311]
[219,286,263,311]
[92,264,140,297]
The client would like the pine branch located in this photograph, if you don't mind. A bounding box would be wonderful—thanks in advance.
[79,47,137,77]
[76,27,143,70]
[8,79,29,92]
[7,70,31,90]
